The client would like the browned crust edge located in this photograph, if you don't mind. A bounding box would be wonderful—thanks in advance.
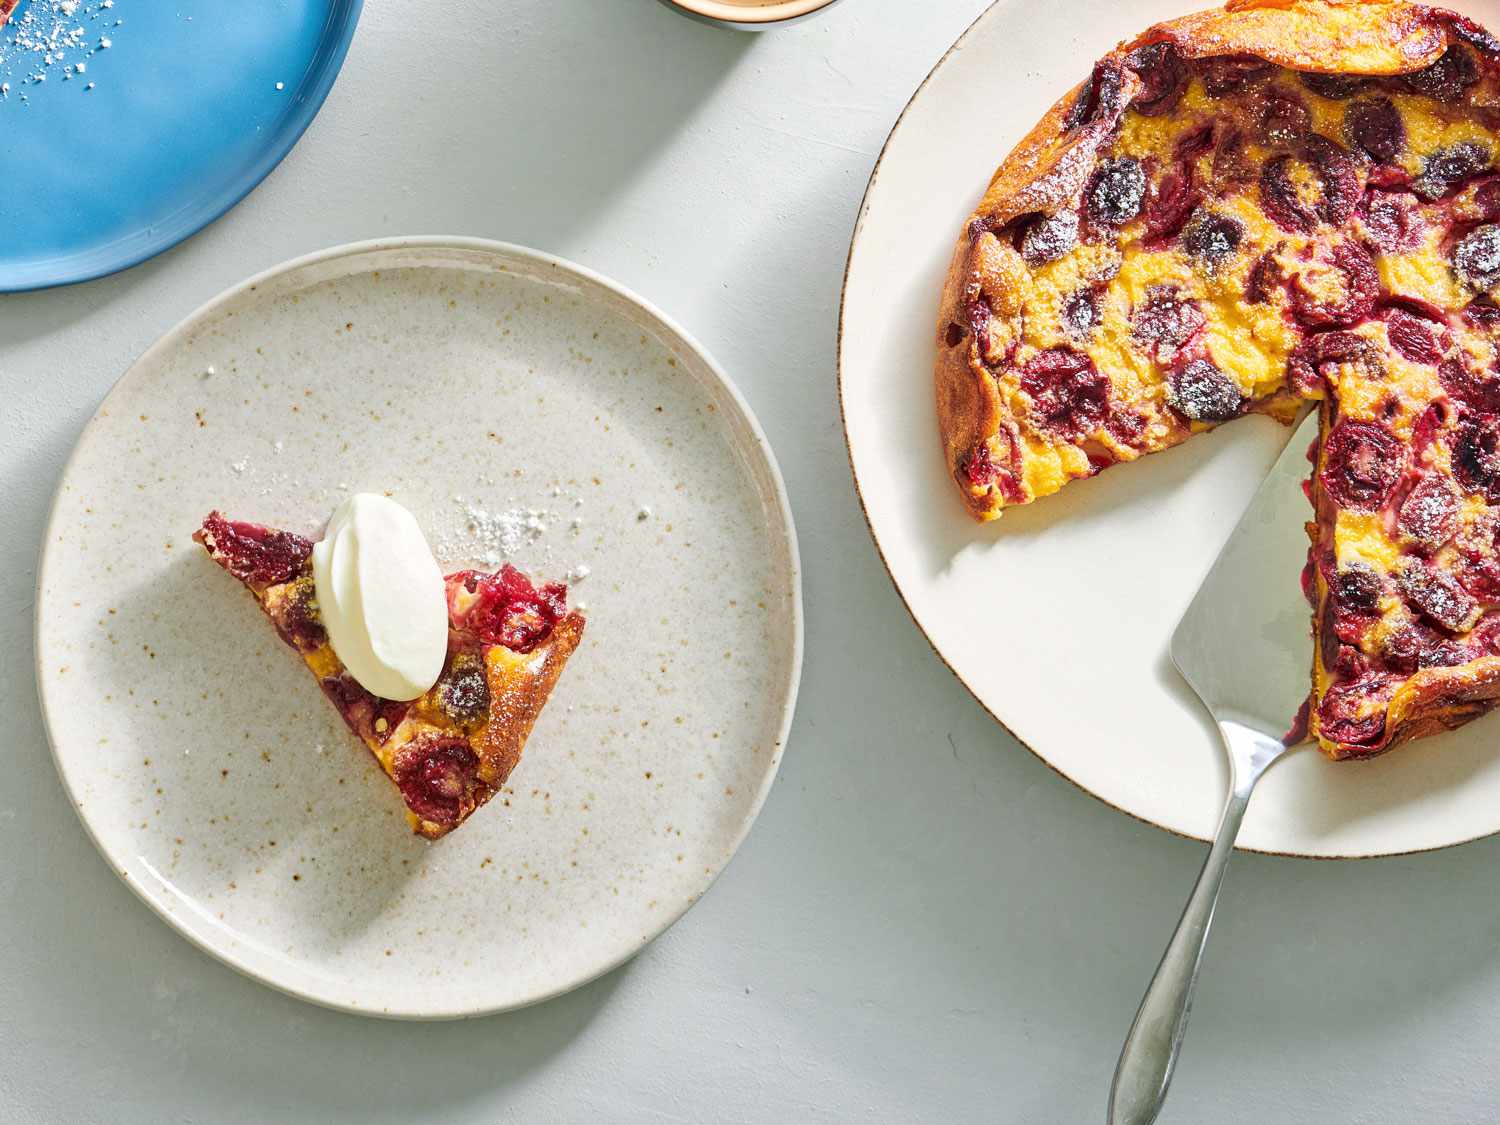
[934,0,1481,521]
[479,611,585,787]
[402,613,586,839]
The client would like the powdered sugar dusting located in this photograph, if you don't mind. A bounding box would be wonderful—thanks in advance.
[0,0,122,100]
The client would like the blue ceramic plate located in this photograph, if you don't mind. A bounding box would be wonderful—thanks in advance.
[0,0,361,291]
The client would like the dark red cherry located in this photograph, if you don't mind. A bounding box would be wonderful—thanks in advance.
[1357,188,1425,252]
[1439,358,1500,412]
[1301,72,1369,99]
[1060,287,1102,339]
[1399,559,1480,632]
[1459,556,1500,602]
[1380,306,1443,365]
[1198,55,1272,97]
[1344,97,1405,163]
[1125,42,1187,117]
[959,442,997,486]
[1452,224,1500,290]
[277,578,327,652]
[1465,296,1500,327]
[1286,332,1379,398]
[1381,620,1448,673]
[1414,142,1492,200]
[1020,209,1080,265]
[1320,419,1405,512]
[446,565,566,653]
[1396,475,1460,550]
[1180,210,1244,267]
[1453,414,1500,502]
[1258,89,1311,145]
[1086,158,1147,226]
[1065,60,1127,131]
[1260,137,1359,232]
[1142,168,1202,243]
[437,654,490,724]
[392,736,481,827]
[1317,673,1397,747]
[197,512,313,588]
[1244,249,1284,304]
[1166,359,1243,423]
[1333,562,1383,613]
[1019,348,1109,440]
[1403,46,1479,104]
[1132,287,1205,363]
[1290,241,1378,329]
[1410,400,1451,460]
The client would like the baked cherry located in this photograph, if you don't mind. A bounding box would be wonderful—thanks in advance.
[1290,241,1378,329]
[1244,249,1284,304]
[1356,188,1425,252]
[1381,619,1448,673]
[1403,46,1478,104]
[1086,158,1147,226]
[1257,89,1311,145]
[1065,60,1127,131]
[1452,224,1500,290]
[1166,359,1243,423]
[1320,419,1405,512]
[1301,72,1369,99]
[1396,474,1460,550]
[1060,287,1101,339]
[1125,42,1187,117]
[1344,97,1405,164]
[437,653,490,724]
[1453,414,1500,502]
[1142,168,1202,243]
[1019,347,1109,440]
[1439,358,1500,412]
[1380,306,1443,365]
[1459,556,1500,602]
[959,442,997,486]
[1333,561,1384,612]
[1260,136,1359,232]
[277,577,327,652]
[1317,672,1396,747]
[1411,400,1451,461]
[1132,287,1205,363]
[446,565,566,653]
[1198,55,1271,97]
[1180,209,1244,267]
[1465,296,1500,327]
[1020,209,1080,265]
[197,512,312,588]
[1414,142,1492,201]
[392,736,481,827]
[1399,559,1481,633]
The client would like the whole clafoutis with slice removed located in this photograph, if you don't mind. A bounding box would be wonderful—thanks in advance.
[934,0,1500,760]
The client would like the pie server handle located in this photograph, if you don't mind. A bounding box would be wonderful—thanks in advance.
[1106,727,1276,1125]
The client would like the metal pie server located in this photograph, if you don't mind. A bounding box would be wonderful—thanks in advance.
[1108,413,1319,1125]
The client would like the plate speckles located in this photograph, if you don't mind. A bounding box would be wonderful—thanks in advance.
[37,238,802,1017]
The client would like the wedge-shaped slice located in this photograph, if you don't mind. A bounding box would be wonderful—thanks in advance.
[194,512,585,837]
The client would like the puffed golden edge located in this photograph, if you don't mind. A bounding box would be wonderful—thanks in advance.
[934,0,1469,522]
[407,611,587,839]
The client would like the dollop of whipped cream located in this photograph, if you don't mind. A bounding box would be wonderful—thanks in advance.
[312,494,448,702]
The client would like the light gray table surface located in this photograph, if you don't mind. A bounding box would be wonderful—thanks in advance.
[6,2,1500,1121]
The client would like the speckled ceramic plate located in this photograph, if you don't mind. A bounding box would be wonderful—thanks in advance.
[36,238,802,1017]
[840,0,1500,859]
